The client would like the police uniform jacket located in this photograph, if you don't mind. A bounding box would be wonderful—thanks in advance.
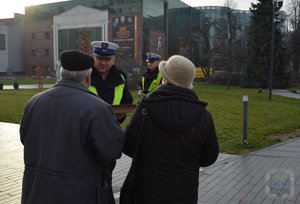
[90,66,133,105]
[139,67,162,94]
[122,85,219,204]
[20,80,124,204]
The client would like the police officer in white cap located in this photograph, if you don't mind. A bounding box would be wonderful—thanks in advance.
[138,52,163,98]
[89,41,133,204]
[89,41,133,123]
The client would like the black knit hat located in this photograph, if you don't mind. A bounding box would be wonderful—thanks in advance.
[61,50,94,71]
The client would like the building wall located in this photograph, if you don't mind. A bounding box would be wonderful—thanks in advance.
[8,14,25,73]
[0,25,9,74]
[0,14,25,76]
[25,19,53,76]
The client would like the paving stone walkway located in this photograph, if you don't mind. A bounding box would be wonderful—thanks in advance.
[273,90,300,99]
[1,122,299,203]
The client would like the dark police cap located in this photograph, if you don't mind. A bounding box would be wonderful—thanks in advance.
[60,50,94,71]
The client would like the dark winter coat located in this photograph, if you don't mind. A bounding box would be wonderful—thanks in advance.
[91,66,133,105]
[20,80,124,204]
[90,66,133,124]
[122,85,219,204]
[139,67,162,94]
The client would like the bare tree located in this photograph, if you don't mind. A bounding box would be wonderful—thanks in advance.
[223,0,238,89]
[224,0,238,10]
[286,0,300,83]
[79,29,91,54]
[286,0,300,30]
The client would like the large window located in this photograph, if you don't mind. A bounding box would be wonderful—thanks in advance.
[45,49,50,56]
[58,27,102,55]
[32,49,37,56]
[0,34,6,50]
[45,32,50,39]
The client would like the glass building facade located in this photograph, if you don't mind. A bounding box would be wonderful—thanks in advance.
[168,6,251,72]
[24,0,250,81]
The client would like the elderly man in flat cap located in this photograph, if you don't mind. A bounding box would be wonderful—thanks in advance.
[20,50,124,204]
[89,40,133,123]
[138,52,163,98]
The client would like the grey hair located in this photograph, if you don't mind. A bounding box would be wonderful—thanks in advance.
[60,67,92,82]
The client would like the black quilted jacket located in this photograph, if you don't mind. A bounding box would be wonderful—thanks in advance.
[122,84,219,204]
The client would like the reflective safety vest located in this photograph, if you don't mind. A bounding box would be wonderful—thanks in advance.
[142,72,162,92]
[89,74,125,105]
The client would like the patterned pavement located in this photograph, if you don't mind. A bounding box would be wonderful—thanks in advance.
[1,122,299,203]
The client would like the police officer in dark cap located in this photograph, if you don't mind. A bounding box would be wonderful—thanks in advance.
[20,50,124,204]
[89,41,133,123]
[138,52,163,98]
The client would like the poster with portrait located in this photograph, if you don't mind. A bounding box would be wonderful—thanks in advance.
[150,31,165,60]
[112,15,135,58]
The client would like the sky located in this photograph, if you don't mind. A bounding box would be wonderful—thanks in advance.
[0,0,69,19]
[181,0,257,10]
[0,0,273,19]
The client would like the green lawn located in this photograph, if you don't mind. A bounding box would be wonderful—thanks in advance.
[1,83,299,155]
[194,84,300,154]
[0,78,56,85]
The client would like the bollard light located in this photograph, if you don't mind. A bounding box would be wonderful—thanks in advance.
[242,96,248,144]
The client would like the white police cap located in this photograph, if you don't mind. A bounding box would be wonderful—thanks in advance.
[146,52,161,61]
[91,41,119,57]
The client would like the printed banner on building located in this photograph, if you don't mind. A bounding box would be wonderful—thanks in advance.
[150,31,165,60]
[112,15,135,58]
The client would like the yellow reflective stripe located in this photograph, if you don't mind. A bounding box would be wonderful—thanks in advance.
[89,74,125,105]
[148,72,162,92]
[141,76,145,91]
[112,74,125,105]
[88,85,98,96]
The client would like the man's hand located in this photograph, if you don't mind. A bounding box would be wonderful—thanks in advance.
[115,113,126,121]
[138,90,145,98]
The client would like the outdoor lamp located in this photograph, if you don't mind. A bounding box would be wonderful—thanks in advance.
[269,0,283,101]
